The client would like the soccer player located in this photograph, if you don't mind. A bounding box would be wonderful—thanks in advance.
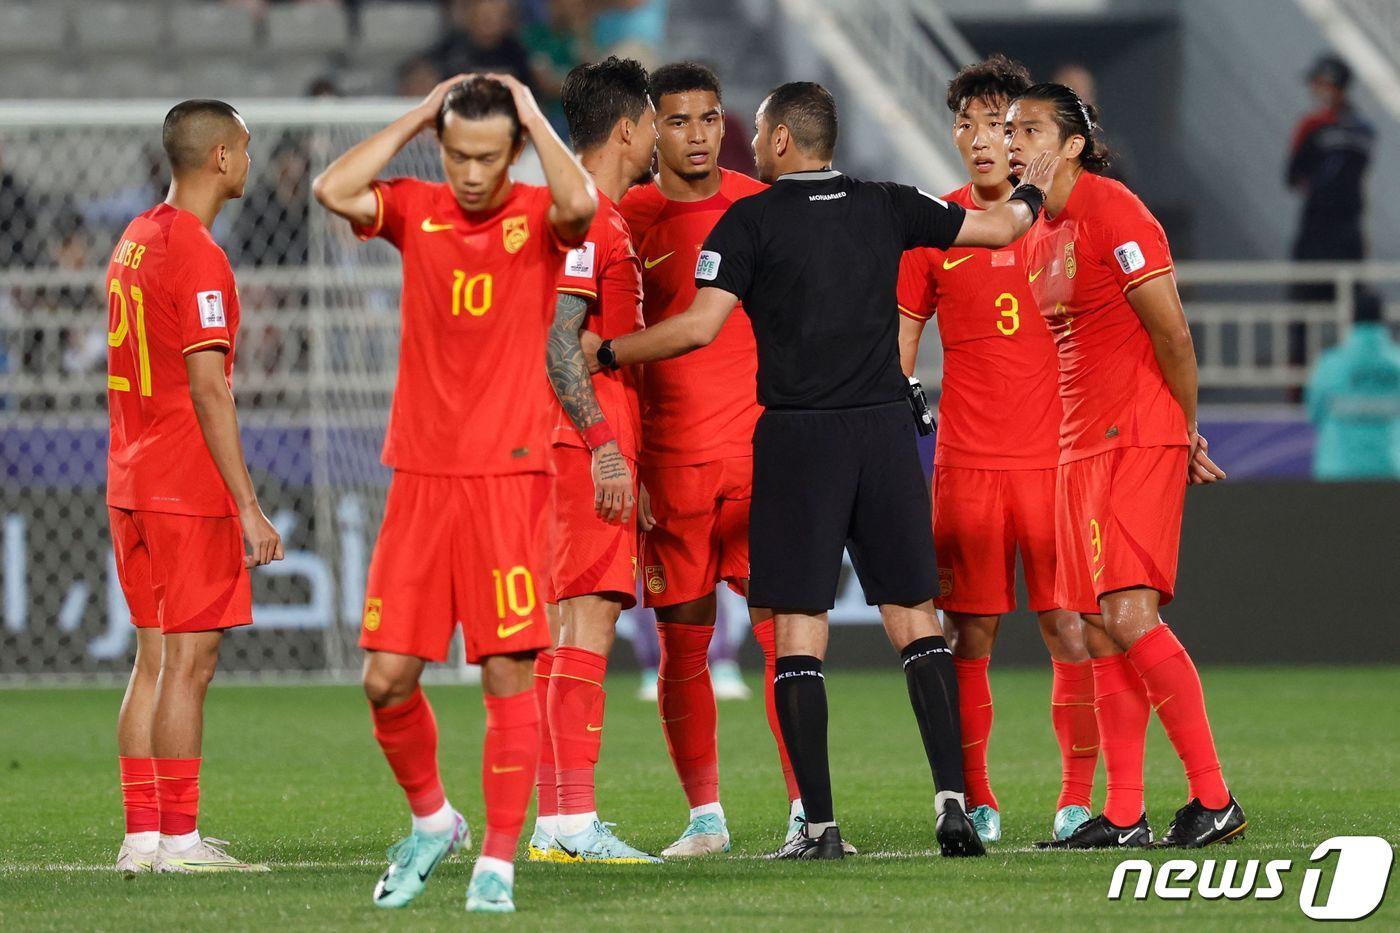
[1004,83,1247,849]
[109,99,283,874]
[617,61,804,857]
[896,56,1098,845]
[312,74,596,910]
[530,56,661,865]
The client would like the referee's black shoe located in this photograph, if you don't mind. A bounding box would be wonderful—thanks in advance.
[767,820,845,860]
[1035,813,1153,849]
[1152,796,1247,849]
[935,799,986,857]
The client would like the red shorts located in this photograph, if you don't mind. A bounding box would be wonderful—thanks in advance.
[360,471,552,663]
[1055,446,1188,615]
[108,506,251,634]
[931,465,1059,615]
[640,456,752,608]
[547,445,639,608]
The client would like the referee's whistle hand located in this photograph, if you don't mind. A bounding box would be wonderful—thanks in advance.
[580,330,603,374]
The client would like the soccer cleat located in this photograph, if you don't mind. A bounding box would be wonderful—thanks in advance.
[1053,804,1093,841]
[637,668,659,702]
[786,804,858,855]
[768,820,845,860]
[526,825,566,863]
[661,812,732,857]
[1152,796,1247,849]
[711,660,752,701]
[372,812,469,908]
[153,837,270,873]
[1035,812,1152,849]
[115,841,157,874]
[968,804,1002,843]
[465,870,515,914]
[935,799,986,857]
[553,820,662,864]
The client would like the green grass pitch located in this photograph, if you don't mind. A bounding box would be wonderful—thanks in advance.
[2,666,1397,930]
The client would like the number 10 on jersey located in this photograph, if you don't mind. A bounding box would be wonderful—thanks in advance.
[451,270,493,317]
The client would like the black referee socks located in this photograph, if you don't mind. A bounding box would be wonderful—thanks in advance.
[773,655,835,826]
[901,636,966,795]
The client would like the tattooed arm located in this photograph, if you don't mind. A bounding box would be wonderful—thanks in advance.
[547,292,635,525]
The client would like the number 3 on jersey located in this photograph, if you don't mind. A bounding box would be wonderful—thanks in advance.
[108,279,152,396]
[451,269,493,317]
[995,292,1020,336]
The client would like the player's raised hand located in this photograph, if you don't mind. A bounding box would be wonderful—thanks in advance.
[415,74,472,129]
[484,72,547,131]
[580,330,604,374]
[1018,150,1060,194]
[241,507,285,568]
[638,482,657,533]
[591,439,635,525]
[1188,430,1227,485]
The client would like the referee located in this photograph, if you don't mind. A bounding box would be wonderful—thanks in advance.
[585,82,1055,859]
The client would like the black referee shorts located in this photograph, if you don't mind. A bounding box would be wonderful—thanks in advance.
[748,400,937,610]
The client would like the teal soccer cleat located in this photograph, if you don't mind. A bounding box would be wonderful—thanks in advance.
[661,812,732,857]
[1054,805,1092,841]
[553,820,662,864]
[969,805,1002,843]
[372,811,469,908]
[465,870,515,913]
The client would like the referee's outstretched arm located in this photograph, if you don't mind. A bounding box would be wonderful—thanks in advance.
[584,286,738,369]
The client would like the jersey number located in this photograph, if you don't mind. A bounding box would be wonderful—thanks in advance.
[107,279,151,396]
[451,270,493,317]
[492,566,537,619]
[995,293,1020,336]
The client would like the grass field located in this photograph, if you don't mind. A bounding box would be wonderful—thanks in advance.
[2,666,1396,930]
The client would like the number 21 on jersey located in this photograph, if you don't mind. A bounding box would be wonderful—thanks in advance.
[108,278,152,396]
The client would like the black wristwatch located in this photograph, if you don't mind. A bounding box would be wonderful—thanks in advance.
[596,339,620,371]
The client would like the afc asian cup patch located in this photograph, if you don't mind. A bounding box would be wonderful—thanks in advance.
[362,597,382,632]
[645,564,667,595]
[565,241,596,278]
[1063,241,1077,279]
[502,215,530,254]
[197,291,226,328]
[1114,241,1145,275]
[938,567,953,599]
[695,250,721,281]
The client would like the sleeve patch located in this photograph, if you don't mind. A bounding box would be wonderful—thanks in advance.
[197,291,226,328]
[695,250,721,281]
[564,241,596,278]
[1113,241,1146,275]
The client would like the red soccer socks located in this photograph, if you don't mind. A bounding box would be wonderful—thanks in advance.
[953,656,997,811]
[154,756,201,836]
[548,646,608,816]
[480,689,540,861]
[657,623,720,808]
[1091,653,1150,826]
[119,756,159,834]
[752,618,801,802]
[1050,659,1099,810]
[369,687,445,817]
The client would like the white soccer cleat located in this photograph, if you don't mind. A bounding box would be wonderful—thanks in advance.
[661,813,731,857]
[154,837,270,873]
[115,841,157,874]
[711,661,752,701]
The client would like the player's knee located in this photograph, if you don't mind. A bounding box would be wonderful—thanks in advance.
[362,668,415,707]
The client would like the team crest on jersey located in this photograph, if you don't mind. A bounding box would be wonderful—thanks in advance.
[502,215,529,253]
[938,567,953,599]
[1063,241,1077,279]
[645,565,667,595]
[362,597,382,632]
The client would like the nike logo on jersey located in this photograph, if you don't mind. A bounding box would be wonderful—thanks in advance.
[420,218,455,233]
[585,723,603,732]
[1028,266,1044,282]
[1153,694,1175,712]
[643,251,675,269]
[942,255,974,270]
[1118,828,1141,844]
[497,620,533,638]
[1071,744,1099,753]
[1213,806,1235,831]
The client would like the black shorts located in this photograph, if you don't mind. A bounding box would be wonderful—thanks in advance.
[748,400,937,610]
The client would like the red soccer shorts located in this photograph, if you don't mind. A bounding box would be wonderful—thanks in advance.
[547,445,639,608]
[1054,446,1188,615]
[360,470,552,663]
[108,507,251,634]
[931,465,1059,615]
[640,456,752,609]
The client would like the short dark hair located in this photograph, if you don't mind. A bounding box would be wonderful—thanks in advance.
[762,81,838,160]
[946,54,1032,114]
[436,76,522,145]
[648,61,722,107]
[162,99,242,172]
[561,56,650,152]
[1012,82,1112,174]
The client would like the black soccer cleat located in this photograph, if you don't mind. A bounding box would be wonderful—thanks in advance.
[935,798,986,858]
[1152,796,1247,849]
[767,822,846,860]
[1035,812,1153,850]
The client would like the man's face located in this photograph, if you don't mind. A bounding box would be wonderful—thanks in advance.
[439,112,520,210]
[953,95,1011,186]
[751,101,777,184]
[224,116,252,199]
[1309,75,1343,108]
[1005,99,1074,177]
[655,90,724,181]
[625,100,658,186]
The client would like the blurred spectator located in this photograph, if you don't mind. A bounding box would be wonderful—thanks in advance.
[592,0,668,69]
[234,137,311,267]
[1050,61,1133,186]
[0,144,42,268]
[522,0,593,134]
[307,75,343,98]
[81,147,165,238]
[397,56,442,97]
[1306,292,1400,481]
[423,0,535,90]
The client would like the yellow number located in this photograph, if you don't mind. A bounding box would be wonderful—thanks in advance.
[451,270,493,317]
[1089,518,1103,564]
[995,292,1020,335]
[107,280,151,396]
[492,566,537,619]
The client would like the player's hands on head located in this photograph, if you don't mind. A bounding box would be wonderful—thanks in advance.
[484,73,545,131]
[241,507,285,568]
[416,73,472,129]
[1018,151,1059,194]
[580,330,604,374]
[1187,429,1227,485]
[591,440,635,525]
[638,483,656,532]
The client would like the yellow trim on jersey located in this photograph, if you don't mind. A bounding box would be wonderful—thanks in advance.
[1123,264,1173,293]
[557,286,599,300]
[182,337,232,355]
[897,303,932,322]
[356,185,386,241]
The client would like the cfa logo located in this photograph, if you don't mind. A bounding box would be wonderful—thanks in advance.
[1107,836,1393,920]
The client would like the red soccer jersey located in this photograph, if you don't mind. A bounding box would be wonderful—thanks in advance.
[106,203,240,517]
[896,183,1061,470]
[552,191,644,458]
[356,179,568,475]
[620,169,767,467]
[1020,172,1188,463]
